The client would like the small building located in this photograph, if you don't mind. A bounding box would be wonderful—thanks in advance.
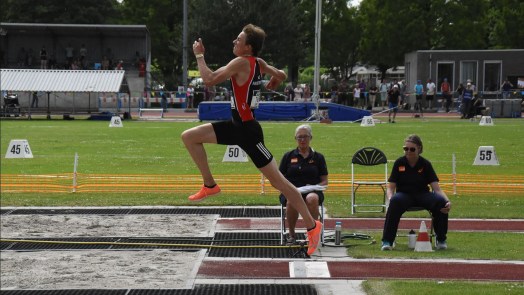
[404,49,524,98]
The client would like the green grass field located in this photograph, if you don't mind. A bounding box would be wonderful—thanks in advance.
[1,117,523,175]
[1,117,523,213]
[1,117,523,294]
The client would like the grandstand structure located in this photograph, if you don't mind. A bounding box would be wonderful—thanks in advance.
[0,23,151,115]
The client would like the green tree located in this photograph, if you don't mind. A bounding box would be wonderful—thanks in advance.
[190,0,308,87]
[321,0,360,80]
[487,0,524,48]
[119,0,183,89]
[430,0,490,49]
[1,0,119,24]
[359,0,431,77]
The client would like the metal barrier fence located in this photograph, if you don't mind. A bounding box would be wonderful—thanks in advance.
[1,173,523,195]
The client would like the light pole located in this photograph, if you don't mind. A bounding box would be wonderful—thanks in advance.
[182,0,188,90]
[307,0,323,121]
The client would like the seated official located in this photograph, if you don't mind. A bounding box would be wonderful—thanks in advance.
[381,134,451,251]
[279,124,328,244]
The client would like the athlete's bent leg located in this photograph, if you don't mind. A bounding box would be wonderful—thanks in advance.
[181,123,218,187]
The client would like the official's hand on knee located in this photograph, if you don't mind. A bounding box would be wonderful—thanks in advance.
[440,201,451,214]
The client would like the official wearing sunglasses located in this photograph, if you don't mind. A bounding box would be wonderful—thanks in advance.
[279,124,328,245]
[381,134,451,251]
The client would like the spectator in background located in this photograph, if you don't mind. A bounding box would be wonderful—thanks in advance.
[387,84,401,123]
[461,82,475,119]
[379,78,388,110]
[303,84,311,101]
[501,79,513,99]
[337,79,349,105]
[79,44,87,69]
[466,79,476,93]
[71,59,80,70]
[279,124,328,244]
[105,48,114,68]
[398,80,406,103]
[31,92,39,108]
[359,79,367,108]
[39,46,47,69]
[161,91,167,111]
[426,78,436,110]
[285,84,294,101]
[65,43,74,67]
[115,60,124,70]
[330,85,338,104]
[381,134,450,251]
[48,53,57,69]
[186,85,195,110]
[414,79,424,112]
[440,78,452,112]
[368,84,378,110]
[353,84,361,108]
[102,56,110,70]
[294,84,303,101]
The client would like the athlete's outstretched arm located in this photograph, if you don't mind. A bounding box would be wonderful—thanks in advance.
[193,38,247,87]
[257,58,287,90]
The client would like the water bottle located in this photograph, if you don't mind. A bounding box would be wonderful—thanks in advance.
[335,221,342,245]
[408,229,416,249]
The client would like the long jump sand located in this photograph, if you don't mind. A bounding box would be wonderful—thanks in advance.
[1,213,217,290]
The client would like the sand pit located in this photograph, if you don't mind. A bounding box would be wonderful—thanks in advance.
[1,213,217,290]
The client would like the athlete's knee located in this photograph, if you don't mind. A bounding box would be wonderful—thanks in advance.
[180,129,192,145]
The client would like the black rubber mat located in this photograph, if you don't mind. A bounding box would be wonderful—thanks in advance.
[1,237,212,251]
[209,232,307,258]
[1,285,317,295]
[1,207,280,218]
[0,291,126,295]
[2,233,306,258]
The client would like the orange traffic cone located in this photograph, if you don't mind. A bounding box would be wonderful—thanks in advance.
[414,221,433,252]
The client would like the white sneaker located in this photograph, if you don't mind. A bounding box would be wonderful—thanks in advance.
[381,241,393,251]
[436,240,448,250]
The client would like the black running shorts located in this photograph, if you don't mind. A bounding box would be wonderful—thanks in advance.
[212,119,273,168]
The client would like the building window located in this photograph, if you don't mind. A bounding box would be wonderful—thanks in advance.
[484,61,502,92]
[437,62,454,91]
[460,61,478,86]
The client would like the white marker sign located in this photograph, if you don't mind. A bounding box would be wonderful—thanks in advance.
[5,139,33,158]
[473,146,499,165]
[222,145,248,162]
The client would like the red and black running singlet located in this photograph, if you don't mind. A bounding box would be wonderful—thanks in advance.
[230,56,262,123]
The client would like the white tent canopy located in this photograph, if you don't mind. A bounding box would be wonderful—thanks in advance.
[1,69,125,93]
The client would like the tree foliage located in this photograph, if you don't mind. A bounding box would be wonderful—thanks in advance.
[321,0,360,80]
[1,0,119,24]
[118,0,183,89]
[190,0,307,86]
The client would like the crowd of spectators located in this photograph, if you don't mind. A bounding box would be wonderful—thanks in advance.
[12,44,143,72]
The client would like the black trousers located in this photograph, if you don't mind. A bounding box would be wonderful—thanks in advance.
[382,191,449,244]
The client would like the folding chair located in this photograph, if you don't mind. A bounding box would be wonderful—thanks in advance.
[351,147,388,214]
[280,202,325,246]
